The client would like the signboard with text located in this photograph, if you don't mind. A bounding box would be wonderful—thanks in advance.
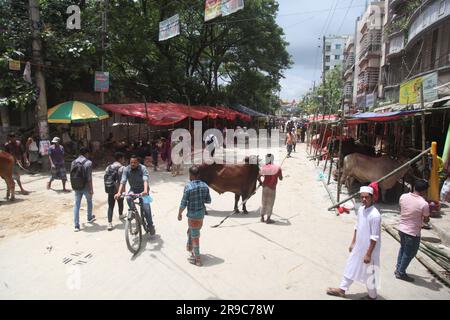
[94,71,109,92]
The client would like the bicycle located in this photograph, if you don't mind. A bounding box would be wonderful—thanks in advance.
[121,193,152,254]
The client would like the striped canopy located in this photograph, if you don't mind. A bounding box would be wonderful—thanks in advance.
[48,101,109,123]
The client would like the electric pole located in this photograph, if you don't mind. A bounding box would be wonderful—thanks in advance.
[29,0,49,169]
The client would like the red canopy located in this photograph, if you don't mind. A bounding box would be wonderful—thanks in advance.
[102,103,251,126]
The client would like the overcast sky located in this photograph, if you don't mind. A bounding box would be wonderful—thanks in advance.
[276,0,369,101]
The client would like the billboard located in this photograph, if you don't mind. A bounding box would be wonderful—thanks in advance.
[399,72,438,104]
[159,14,180,41]
[94,71,110,93]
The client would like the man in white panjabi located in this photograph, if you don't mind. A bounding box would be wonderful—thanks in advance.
[327,186,382,300]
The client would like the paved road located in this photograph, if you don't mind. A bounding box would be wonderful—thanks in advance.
[0,143,449,299]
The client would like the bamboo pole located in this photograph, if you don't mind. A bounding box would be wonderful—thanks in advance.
[420,85,427,178]
[323,126,335,173]
[336,104,345,203]
[328,147,432,210]
[317,122,329,166]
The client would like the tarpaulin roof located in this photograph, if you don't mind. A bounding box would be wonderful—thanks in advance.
[233,104,268,117]
[345,110,419,124]
[102,103,251,126]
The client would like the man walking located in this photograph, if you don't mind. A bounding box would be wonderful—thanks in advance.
[47,137,68,191]
[395,180,430,282]
[178,166,212,266]
[258,154,283,224]
[104,152,125,231]
[327,186,381,300]
[4,132,29,195]
[285,131,294,158]
[71,147,95,232]
[115,155,155,235]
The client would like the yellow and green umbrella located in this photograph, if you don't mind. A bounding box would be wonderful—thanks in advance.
[47,101,109,123]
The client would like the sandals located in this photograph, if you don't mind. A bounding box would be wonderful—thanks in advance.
[326,288,345,298]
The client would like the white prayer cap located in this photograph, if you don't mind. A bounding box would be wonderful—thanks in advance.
[265,154,274,164]
[360,186,374,195]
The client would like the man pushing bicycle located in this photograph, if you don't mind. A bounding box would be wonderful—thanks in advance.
[115,155,156,235]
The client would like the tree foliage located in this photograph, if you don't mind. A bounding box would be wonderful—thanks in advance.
[300,66,343,115]
[0,0,291,114]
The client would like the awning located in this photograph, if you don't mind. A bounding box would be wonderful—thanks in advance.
[233,104,268,117]
[102,102,251,126]
[345,110,419,124]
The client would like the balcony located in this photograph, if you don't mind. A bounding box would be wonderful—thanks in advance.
[389,0,409,13]
[357,67,379,94]
[407,0,450,46]
[387,33,405,57]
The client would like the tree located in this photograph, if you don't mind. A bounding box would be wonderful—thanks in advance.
[0,0,291,121]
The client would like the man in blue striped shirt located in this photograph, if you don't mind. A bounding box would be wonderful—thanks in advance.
[178,166,211,266]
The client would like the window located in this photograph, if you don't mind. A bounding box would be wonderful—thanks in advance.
[326,45,331,51]
[325,55,330,62]
[336,44,342,50]
[335,55,340,60]
[439,0,446,16]
[325,66,330,71]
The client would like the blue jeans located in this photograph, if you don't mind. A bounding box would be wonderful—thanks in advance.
[74,189,93,228]
[126,197,153,228]
[396,231,421,276]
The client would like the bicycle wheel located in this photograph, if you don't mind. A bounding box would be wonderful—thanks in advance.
[125,211,142,254]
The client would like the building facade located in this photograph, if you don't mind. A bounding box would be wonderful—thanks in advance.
[323,35,348,75]
[343,36,356,110]
[353,1,385,110]
[382,0,450,105]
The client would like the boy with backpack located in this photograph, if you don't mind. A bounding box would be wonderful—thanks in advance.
[70,147,95,232]
[104,152,125,231]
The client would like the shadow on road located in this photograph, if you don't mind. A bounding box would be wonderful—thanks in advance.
[345,293,387,300]
[0,198,27,206]
[201,253,225,267]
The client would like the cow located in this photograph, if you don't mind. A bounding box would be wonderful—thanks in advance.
[197,157,260,214]
[0,151,16,201]
[332,138,377,159]
[340,153,410,203]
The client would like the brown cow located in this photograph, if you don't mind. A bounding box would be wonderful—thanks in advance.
[341,153,410,202]
[0,151,16,200]
[197,158,260,214]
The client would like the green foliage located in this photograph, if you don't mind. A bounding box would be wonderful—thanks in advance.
[302,66,343,115]
[0,0,291,115]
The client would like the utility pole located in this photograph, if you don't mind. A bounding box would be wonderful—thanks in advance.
[29,0,49,170]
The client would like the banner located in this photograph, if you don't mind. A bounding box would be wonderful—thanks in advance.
[159,14,180,41]
[8,59,20,71]
[221,0,244,17]
[399,72,438,104]
[205,0,222,22]
[399,76,423,104]
[94,71,109,92]
[422,72,438,102]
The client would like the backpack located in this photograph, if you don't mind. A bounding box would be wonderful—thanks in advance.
[70,159,88,191]
[104,165,119,194]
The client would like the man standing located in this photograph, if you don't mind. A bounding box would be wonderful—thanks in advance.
[4,132,29,195]
[71,147,95,232]
[285,131,294,158]
[115,155,155,235]
[395,180,430,282]
[47,137,68,191]
[258,154,283,224]
[327,186,381,300]
[104,152,125,231]
[178,166,212,267]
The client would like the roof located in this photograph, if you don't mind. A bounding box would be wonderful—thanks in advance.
[102,103,251,126]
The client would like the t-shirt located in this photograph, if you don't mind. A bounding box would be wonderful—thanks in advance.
[398,193,430,237]
[260,164,282,189]
[120,164,149,193]
[48,144,65,166]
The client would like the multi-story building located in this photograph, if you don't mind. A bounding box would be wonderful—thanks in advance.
[323,35,348,76]
[354,1,385,110]
[343,36,356,110]
[382,0,450,104]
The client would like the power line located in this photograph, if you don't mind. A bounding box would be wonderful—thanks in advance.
[336,0,354,35]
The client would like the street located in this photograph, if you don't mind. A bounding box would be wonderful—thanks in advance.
[0,143,449,300]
